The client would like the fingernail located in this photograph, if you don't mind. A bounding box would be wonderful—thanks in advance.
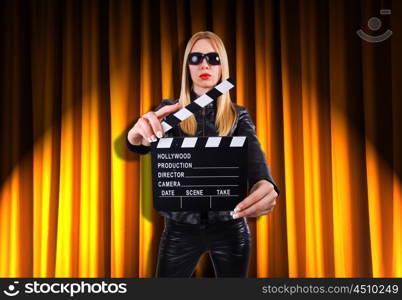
[156,131,163,138]
[232,213,239,219]
[234,207,241,213]
[230,211,234,216]
[151,136,157,142]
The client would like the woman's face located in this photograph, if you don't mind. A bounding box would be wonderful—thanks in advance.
[188,39,222,95]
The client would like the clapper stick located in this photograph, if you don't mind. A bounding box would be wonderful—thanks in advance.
[160,78,235,133]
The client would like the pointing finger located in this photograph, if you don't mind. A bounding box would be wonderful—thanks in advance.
[142,111,163,139]
[154,103,182,120]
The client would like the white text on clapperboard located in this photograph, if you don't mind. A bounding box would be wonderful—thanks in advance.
[156,152,231,196]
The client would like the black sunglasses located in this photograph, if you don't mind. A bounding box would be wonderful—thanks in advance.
[188,52,221,65]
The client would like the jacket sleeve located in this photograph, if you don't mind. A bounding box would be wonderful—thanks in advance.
[126,99,177,155]
[234,107,280,195]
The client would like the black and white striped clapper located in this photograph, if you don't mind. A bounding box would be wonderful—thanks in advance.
[151,136,248,211]
[160,78,235,133]
[151,78,249,211]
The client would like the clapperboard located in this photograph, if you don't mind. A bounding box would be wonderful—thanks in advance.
[150,78,248,211]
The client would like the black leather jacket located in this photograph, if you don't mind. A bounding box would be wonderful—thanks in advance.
[127,91,279,224]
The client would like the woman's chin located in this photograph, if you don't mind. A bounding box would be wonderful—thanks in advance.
[195,80,218,89]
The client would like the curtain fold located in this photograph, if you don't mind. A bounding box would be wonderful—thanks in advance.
[0,0,401,278]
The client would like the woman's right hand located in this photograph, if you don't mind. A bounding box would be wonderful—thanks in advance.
[127,103,182,146]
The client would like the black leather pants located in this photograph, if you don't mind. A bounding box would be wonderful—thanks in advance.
[155,217,252,278]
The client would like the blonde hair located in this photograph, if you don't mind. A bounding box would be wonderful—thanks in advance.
[178,31,237,136]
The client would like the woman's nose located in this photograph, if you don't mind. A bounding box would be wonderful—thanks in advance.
[200,58,210,69]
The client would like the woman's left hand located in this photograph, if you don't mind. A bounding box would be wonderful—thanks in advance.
[232,180,278,218]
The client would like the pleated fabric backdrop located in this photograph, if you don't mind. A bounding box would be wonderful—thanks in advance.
[0,0,401,278]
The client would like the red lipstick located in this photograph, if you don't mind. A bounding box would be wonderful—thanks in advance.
[199,73,211,79]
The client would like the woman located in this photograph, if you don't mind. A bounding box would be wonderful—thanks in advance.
[127,31,279,277]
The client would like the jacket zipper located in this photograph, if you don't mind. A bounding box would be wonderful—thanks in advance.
[202,107,205,136]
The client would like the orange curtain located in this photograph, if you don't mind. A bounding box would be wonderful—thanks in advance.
[0,0,401,278]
